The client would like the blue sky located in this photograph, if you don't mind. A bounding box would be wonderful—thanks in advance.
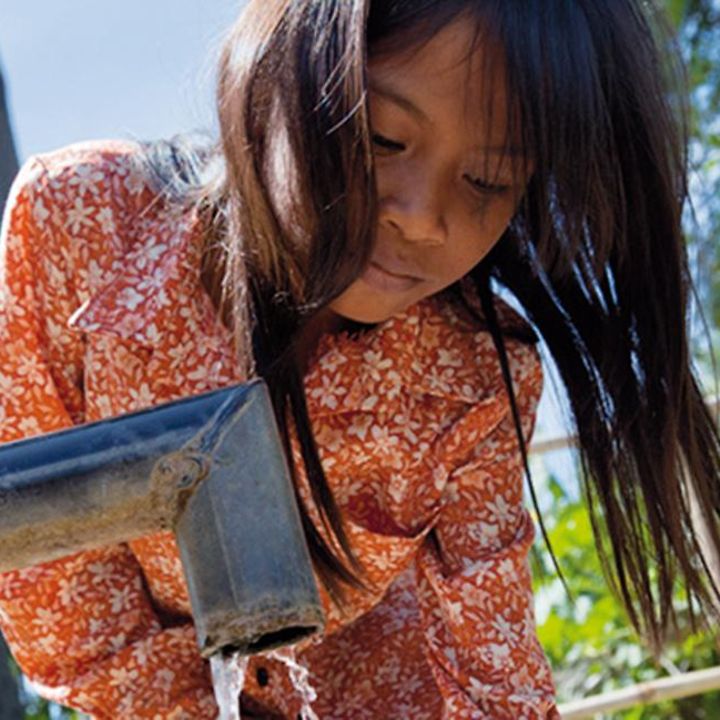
[0,0,242,159]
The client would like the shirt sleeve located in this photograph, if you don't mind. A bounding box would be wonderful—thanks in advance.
[0,157,218,719]
[414,342,560,719]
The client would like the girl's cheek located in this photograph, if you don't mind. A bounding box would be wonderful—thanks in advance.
[374,158,405,197]
[470,195,517,239]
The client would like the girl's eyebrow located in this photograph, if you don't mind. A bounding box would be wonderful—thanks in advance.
[368,79,525,157]
[368,79,430,125]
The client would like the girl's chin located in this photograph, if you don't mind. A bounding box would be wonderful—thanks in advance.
[332,308,393,325]
[329,278,433,324]
[330,294,409,325]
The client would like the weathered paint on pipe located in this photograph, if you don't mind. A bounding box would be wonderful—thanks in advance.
[0,379,325,656]
[0,383,245,570]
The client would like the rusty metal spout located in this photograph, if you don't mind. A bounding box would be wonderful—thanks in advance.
[0,380,324,657]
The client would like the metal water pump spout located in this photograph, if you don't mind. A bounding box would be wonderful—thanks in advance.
[0,380,324,657]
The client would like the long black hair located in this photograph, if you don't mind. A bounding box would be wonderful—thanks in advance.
[140,0,720,650]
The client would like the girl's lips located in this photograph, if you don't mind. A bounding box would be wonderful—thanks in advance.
[360,261,423,293]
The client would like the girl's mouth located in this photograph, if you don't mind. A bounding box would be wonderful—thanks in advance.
[360,261,423,293]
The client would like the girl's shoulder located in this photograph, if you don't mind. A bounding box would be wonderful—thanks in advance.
[4,141,200,337]
[28,137,143,172]
[13,139,158,220]
[7,139,198,282]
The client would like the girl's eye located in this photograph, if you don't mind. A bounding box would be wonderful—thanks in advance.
[464,174,510,196]
[371,133,405,153]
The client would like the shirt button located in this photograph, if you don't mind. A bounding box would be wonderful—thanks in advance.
[256,666,269,687]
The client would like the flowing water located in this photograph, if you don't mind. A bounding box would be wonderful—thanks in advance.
[211,651,249,720]
[210,646,319,720]
[268,646,320,720]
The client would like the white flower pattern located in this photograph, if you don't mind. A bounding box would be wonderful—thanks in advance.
[0,141,558,719]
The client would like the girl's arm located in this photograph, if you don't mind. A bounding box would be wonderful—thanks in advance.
[0,157,217,719]
[414,342,560,719]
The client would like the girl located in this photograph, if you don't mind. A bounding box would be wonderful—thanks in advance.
[1,0,719,718]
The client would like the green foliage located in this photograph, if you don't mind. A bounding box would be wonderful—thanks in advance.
[670,2,720,359]
[16,694,83,720]
[667,0,691,27]
[533,469,720,718]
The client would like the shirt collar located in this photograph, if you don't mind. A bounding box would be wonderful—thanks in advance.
[67,208,517,415]
[303,286,512,417]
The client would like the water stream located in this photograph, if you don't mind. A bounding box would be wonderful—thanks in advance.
[269,646,320,720]
[210,651,249,720]
[210,646,319,720]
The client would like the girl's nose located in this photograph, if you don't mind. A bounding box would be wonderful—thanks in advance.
[379,184,448,247]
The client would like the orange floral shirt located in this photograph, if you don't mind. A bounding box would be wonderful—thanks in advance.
[0,141,558,719]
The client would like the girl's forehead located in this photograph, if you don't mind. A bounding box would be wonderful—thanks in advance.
[369,16,507,103]
[368,18,514,141]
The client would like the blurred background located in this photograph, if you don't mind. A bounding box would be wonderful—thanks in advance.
[0,0,240,159]
[0,0,718,718]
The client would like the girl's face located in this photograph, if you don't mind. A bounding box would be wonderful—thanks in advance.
[329,16,531,323]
